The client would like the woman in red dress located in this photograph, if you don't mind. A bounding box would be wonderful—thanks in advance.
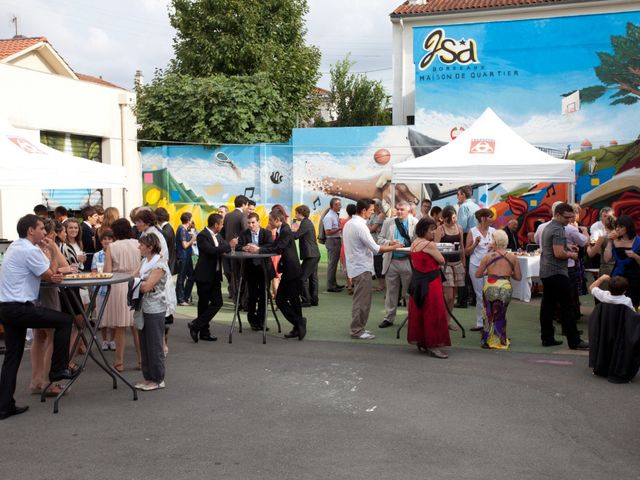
[407,216,451,358]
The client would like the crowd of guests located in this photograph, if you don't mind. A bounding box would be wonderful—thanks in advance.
[333,186,639,361]
[1,189,638,419]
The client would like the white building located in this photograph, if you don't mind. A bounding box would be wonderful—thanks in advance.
[390,0,640,126]
[0,36,141,239]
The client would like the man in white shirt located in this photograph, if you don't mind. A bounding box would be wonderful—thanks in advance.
[589,207,614,241]
[590,274,636,311]
[0,214,77,420]
[343,199,402,339]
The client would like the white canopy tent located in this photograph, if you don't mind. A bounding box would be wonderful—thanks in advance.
[392,108,575,196]
[0,117,127,189]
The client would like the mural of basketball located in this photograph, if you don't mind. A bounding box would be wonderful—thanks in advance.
[374,148,391,165]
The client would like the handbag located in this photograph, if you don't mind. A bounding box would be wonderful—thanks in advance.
[127,277,142,312]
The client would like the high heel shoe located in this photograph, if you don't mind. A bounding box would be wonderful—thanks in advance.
[427,348,448,359]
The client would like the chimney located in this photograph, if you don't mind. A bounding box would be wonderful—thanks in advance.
[134,70,144,87]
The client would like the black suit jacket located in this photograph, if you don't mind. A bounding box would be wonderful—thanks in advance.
[259,224,302,280]
[503,227,519,251]
[293,218,320,259]
[81,221,96,271]
[222,209,247,242]
[161,223,177,274]
[194,229,231,283]
[238,227,276,279]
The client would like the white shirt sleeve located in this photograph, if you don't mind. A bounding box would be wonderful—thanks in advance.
[26,248,50,277]
[359,224,381,254]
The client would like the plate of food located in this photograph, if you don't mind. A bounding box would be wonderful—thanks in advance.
[64,272,113,280]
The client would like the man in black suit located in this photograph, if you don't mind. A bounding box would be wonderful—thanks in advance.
[156,207,177,274]
[237,212,274,330]
[245,211,306,340]
[503,219,520,251]
[188,214,237,343]
[222,195,249,302]
[293,204,320,307]
[80,206,99,271]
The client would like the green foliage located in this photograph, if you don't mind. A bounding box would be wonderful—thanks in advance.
[580,22,640,106]
[135,72,294,144]
[329,56,391,127]
[136,0,320,144]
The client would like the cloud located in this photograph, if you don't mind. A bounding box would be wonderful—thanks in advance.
[415,105,640,149]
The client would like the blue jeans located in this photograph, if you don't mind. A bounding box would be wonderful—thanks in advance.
[175,256,194,303]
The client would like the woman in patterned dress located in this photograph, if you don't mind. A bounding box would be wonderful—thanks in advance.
[474,230,522,349]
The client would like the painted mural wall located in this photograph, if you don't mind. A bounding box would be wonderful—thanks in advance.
[141,143,292,230]
[141,11,640,243]
[412,11,640,242]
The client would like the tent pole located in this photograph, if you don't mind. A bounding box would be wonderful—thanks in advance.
[568,182,575,204]
[390,183,395,217]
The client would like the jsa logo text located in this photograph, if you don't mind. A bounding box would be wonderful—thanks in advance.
[419,29,479,70]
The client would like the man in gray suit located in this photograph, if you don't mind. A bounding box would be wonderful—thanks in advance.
[222,195,249,302]
[323,197,343,292]
[377,201,418,328]
[293,204,320,307]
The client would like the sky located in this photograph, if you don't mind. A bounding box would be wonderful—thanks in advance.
[0,0,396,92]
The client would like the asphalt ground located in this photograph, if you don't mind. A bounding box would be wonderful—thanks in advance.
[2,313,639,480]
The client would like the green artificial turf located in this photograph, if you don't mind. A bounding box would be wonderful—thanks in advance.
[176,262,592,355]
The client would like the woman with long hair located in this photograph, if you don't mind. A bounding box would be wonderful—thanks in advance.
[407,216,450,358]
[269,204,288,297]
[435,205,465,331]
[30,219,73,396]
[103,218,142,371]
[604,215,640,308]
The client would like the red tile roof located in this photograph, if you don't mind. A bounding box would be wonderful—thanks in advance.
[392,0,585,16]
[0,36,47,60]
[0,36,124,89]
[314,87,331,96]
[76,73,124,90]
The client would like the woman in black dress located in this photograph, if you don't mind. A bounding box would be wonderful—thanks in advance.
[604,215,640,308]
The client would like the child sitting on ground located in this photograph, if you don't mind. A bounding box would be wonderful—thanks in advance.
[589,274,635,311]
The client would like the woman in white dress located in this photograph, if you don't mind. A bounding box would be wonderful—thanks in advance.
[465,208,495,331]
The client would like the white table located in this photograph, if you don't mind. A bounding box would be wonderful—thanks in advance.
[511,255,540,302]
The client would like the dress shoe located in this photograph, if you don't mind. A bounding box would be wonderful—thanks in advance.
[562,329,584,336]
[470,326,483,332]
[542,339,563,347]
[0,405,29,420]
[310,302,319,307]
[49,367,80,382]
[570,340,589,350]
[378,320,394,328]
[301,302,312,308]
[298,317,307,340]
[199,335,218,342]
[284,330,299,339]
[187,322,199,343]
[336,284,345,289]
[327,288,343,293]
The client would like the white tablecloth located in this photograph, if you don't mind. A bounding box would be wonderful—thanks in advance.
[511,255,540,302]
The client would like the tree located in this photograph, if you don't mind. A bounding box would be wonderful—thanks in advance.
[579,22,640,106]
[136,72,293,145]
[328,56,391,127]
[136,0,320,144]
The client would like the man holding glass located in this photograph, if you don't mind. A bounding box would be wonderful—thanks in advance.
[237,213,274,330]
